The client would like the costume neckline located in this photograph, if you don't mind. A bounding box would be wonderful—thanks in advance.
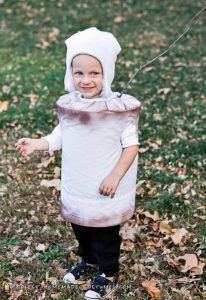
[76,91,120,102]
[57,91,141,113]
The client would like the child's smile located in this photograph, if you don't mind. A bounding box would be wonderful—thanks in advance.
[72,54,103,99]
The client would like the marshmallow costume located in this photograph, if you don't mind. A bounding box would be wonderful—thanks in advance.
[44,28,141,227]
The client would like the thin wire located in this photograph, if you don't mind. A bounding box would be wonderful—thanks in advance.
[118,5,206,98]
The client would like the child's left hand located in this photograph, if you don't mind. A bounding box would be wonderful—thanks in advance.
[99,173,120,199]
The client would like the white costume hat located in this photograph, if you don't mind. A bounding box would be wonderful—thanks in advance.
[64,27,121,98]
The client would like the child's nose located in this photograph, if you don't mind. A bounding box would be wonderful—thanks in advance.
[81,76,91,84]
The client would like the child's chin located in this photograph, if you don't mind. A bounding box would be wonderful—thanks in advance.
[82,92,99,99]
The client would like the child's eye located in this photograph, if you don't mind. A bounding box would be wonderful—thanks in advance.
[74,71,83,75]
[91,72,99,76]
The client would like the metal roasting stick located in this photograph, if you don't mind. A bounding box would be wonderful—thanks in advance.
[118,5,206,98]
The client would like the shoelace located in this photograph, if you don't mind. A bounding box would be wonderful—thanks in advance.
[91,275,112,295]
[71,261,90,278]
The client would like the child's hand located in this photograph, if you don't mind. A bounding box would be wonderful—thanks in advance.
[15,138,38,157]
[99,173,121,199]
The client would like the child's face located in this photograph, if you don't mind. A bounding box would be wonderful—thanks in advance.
[72,54,103,99]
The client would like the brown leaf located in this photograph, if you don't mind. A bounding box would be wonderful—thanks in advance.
[11,259,21,265]
[36,243,47,252]
[51,293,61,299]
[37,157,55,168]
[53,166,61,178]
[23,246,31,257]
[114,16,126,23]
[147,139,162,149]
[120,240,135,251]
[130,262,138,273]
[0,100,8,112]
[177,254,198,273]
[139,263,147,277]
[70,250,80,261]
[9,290,23,299]
[157,87,170,95]
[2,85,10,94]
[40,179,61,191]
[165,255,181,269]
[48,27,60,42]
[170,228,188,245]
[136,185,144,196]
[119,223,137,241]
[159,221,172,235]
[142,279,164,299]
[138,147,149,153]
[202,291,206,298]
[26,93,39,108]
[136,180,145,197]
[153,113,162,121]
[143,211,159,221]
[56,266,67,277]
[181,183,192,194]
[47,277,58,285]
[190,261,205,276]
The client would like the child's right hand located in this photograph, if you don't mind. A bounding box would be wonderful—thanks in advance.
[15,138,49,157]
[15,138,37,157]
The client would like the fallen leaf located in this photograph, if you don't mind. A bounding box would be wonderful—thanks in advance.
[181,183,192,194]
[51,293,61,299]
[177,254,198,273]
[53,166,61,178]
[40,179,61,191]
[153,113,162,121]
[120,223,137,241]
[138,147,149,153]
[165,255,180,269]
[159,221,172,235]
[47,277,58,285]
[136,185,144,196]
[170,228,188,245]
[48,27,60,42]
[157,87,171,95]
[147,139,162,149]
[26,93,39,108]
[0,101,8,112]
[11,259,21,265]
[139,263,147,277]
[23,246,31,257]
[36,243,47,252]
[143,211,159,221]
[202,291,206,298]
[114,16,126,23]
[9,290,23,299]
[120,240,135,251]
[2,85,10,94]
[189,260,205,276]
[55,266,67,277]
[37,157,55,168]
[142,279,164,298]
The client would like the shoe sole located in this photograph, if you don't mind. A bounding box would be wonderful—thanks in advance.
[64,279,88,285]
[83,284,119,299]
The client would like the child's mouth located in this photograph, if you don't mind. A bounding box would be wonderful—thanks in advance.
[82,87,94,91]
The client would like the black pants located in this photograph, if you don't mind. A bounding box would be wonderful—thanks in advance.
[71,223,122,277]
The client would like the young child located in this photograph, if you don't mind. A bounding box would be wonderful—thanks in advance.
[15,27,141,299]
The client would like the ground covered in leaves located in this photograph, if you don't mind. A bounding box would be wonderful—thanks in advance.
[0,0,205,299]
